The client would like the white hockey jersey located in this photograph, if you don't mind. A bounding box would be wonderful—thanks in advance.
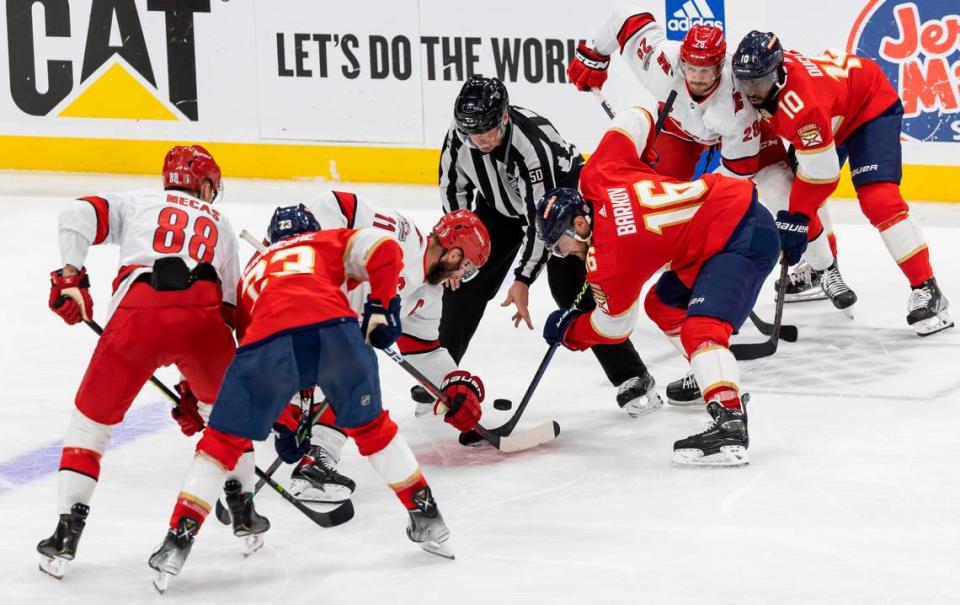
[58,189,240,319]
[589,9,760,177]
[307,191,456,385]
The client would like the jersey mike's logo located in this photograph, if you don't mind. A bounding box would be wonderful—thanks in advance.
[665,0,725,40]
[847,0,960,142]
[5,0,211,121]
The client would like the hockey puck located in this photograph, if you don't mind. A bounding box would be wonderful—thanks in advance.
[493,398,512,411]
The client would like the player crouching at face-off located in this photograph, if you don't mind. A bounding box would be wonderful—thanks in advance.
[536,106,781,467]
[276,196,491,503]
[148,204,473,592]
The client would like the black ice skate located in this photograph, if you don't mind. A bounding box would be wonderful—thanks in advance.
[665,371,704,406]
[37,503,89,579]
[406,486,454,560]
[673,395,750,467]
[776,260,827,302]
[820,259,857,317]
[224,479,270,557]
[148,516,199,594]
[907,277,954,336]
[288,445,356,504]
[616,371,664,417]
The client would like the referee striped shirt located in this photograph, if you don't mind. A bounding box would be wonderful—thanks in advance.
[439,106,584,285]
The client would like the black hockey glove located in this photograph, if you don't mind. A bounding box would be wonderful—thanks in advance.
[775,210,810,266]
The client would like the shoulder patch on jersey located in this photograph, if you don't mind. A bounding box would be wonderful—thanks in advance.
[598,205,608,218]
[590,283,610,314]
[797,123,823,147]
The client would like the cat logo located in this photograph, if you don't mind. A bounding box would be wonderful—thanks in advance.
[6,0,212,121]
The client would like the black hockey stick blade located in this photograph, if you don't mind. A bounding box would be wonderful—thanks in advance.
[254,466,354,528]
[731,258,791,361]
[748,311,799,343]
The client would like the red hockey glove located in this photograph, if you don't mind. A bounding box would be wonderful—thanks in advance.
[437,370,484,432]
[49,267,94,325]
[171,380,204,436]
[567,42,610,92]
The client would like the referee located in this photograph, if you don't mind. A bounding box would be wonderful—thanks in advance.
[436,75,660,414]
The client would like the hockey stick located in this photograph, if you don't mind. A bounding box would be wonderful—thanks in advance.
[748,311,798,343]
[382,345,560,453]
[730,256,790,360]
[215,399,330,525]
[254,465,355,528]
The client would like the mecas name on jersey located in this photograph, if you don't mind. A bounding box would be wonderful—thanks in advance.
[165,193,220,221]
[608,187,637,235]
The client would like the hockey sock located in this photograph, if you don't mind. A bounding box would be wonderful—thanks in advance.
[804,229,834,271]
[225,449,256,493]
[311,424,348,463]
[683,318,740,410]
[347,411,428,511]
[171,428,249,530]
[58,409,112,514]
[858,182,932,287]
[818,205,838,257]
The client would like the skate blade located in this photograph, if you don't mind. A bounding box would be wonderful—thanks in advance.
[418,538,455,560]
[672,445,750,467]
[289,479,353,503]
[153,570,172,594]
[781,291,827,303]
[241,534,264,558]
[840,305,855,319]
[623,392,664,418]
[914,311,954,336]
[38,555,67,579]
[666,397,705,407]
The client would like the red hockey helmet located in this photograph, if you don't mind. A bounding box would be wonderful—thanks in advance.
[162,145,222,199]
[433,209,491,281]
[680,25,727,67]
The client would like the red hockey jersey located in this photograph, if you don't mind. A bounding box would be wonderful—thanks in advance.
[236,228,403,346]
[564,107,755,349]
[762,50,901,218]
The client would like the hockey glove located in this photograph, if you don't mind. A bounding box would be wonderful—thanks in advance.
[273,415,312,464]
[361,295,402,349]
[49,267,94,325]
[438,371,484,433]
[775,210,810,266]
[543,308,585,348]
[566,42,610,92]
[171,380,205,436]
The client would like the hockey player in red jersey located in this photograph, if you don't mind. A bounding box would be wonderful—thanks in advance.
[37,145,263,579]
[279,193,491,503]
[148,204,475,591]
[536,107,780,466]
[732,31,953,336]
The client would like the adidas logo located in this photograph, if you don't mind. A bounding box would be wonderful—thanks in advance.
[666,0,724,33]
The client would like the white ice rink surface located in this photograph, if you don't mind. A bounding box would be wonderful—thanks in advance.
[1,172,957,605]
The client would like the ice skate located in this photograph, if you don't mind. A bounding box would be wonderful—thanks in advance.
[410,385,435,417]
[289,445,356,504]
[406,487,454,560]
[907,277,954,336]
[673,395,750,467]
[776,260,826,302]
[665,371,704,406]
[820,259,857,318]
[223,479,270,557]
[148,517,199,594]
[37,503,89,579]
[616,371,664,417]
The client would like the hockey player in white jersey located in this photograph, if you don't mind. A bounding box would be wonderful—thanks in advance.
[567,7,855,311]
[279,191,490,503]
[37,145,266,579]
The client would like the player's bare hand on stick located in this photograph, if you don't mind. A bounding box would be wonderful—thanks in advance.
[501,280,532,329]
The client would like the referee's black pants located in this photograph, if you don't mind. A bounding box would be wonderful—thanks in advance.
[438,211,647,387]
